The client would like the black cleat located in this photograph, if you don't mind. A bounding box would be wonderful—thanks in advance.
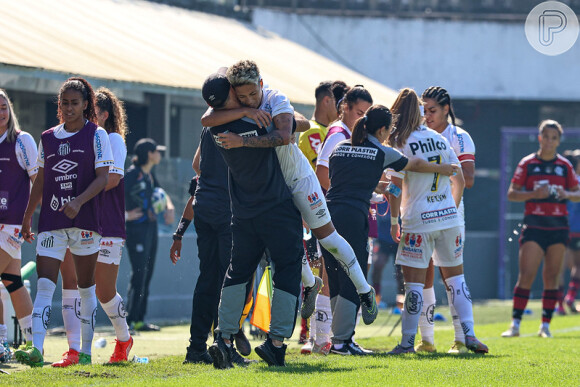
[183,347,213,364]
[255,337,287,367]
[208,334,233,369]
[234,329,252,357]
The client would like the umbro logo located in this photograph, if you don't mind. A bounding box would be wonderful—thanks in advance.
[52,159,78,174]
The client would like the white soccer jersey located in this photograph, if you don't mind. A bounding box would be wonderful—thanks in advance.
[260,88,312,186]
[389,126,461,233]
[0,131,38,177]
[440,124,475,222]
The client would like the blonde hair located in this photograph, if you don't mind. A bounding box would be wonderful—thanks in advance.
[0,89,21,143]
[388,88,422,149]
[226,60,260,87]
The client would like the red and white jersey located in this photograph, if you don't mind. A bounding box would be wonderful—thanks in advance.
[440,124,475,164]
[512,153,578,230]
[389,126,461,233]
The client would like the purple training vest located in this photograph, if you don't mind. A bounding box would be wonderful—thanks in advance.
[100,143,126,239]
[322,125,378,238]
[0,133,30,225]
[38,122,101,234]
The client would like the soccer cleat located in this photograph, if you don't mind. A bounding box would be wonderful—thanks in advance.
[556,305,566,316]
[79,352,92,365]
[465,335,489,353]
[415,340,437,353]
[0,340,12,363]
[15,346,44,367]
[208,334,233,369]
[230,345,258,367]
[448,341,469,354]
[133,322,160,332]
[565,299,579,314]
[312,342,332,355]
[538,325,552,338]
[51,349,80,367]
[255,338,287,366]
[359,286,379,325]
[109,337,134,363]
[234,329,251,357]
[501,326,520,337]
[301,276,323,319]
[330,340,372,356]
[183,348,212,364]
[387,344,415,355]
[300,340,313,355]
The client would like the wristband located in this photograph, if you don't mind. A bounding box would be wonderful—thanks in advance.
[172,233,183,241]
[391,216,398,225]
[174,217,191,236]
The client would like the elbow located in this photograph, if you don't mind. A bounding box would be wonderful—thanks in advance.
[280,132,291,145]
[464,178,474,189]
[200,117,210,127]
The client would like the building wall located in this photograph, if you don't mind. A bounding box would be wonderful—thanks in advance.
[252,9,580,101]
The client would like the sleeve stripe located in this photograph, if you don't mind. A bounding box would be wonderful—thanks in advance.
[458,154,475,162]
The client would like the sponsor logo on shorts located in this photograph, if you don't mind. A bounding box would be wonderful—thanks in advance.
[454,234,463,258]
[58,142,71,156]
[40,235,54,248]
[14,228,20,238]
[400,233,423,260]
[100,248,111,257]
[0,191,8,210]
[80,231,94,245]
[52,159,78,174]
[405,290,422,315]
[7,235,21,249]
[307,192,323,211]
[102,240,114,247]
[315,209,326,218]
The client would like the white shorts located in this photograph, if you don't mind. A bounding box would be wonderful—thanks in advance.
[290,175,331,230]
[395,226,464,269]
[37,228,102,260]
[98,237,125,265]
[0,225,23,260]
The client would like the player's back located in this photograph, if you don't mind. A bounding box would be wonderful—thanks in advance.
[398,126,461,233]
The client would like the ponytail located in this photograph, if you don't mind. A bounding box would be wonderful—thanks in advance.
[351,105,393,146]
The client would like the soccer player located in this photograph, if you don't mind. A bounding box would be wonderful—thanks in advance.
[15,77,114,367]
[385,88,487,354]
[124,138,174,332]
[204,61,377,324]
[502,120,580,338]
[414,86,477,354]
[201,70,303,368]
[562,150,580,314]
[0,89,37,359]
[325,103,456,355]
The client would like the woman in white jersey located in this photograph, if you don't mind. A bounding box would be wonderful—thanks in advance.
[15,78,113,367]
[51,88,133,367]
[0,89,37,360]
[412,86,477,354]
[385,88,488,355]
[202,62,379,326]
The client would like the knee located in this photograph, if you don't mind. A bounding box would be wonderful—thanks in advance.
[0,273,24,293]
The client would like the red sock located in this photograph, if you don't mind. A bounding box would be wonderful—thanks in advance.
[512,286,530,320]
[542,289,559,323]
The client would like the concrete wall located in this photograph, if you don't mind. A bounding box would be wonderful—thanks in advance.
[252,9,580,101]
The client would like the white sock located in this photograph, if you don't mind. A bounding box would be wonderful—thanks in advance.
[512,319,521,329]
[401,282,424,348]
[301,254,316,288]
[446,287,465,344]
[418,286,435,345]
[78,285,97,355]
[541,321,550,330]
[18,314,33,342]
[100,293,131,342]
[445,274,474,337]
[0,324,7,342]
[314,295,332,346]
[62,289,81,352]
[32,278,56,354]
[318,231,371,294]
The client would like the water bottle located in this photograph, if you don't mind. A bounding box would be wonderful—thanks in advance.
[132,355,149,364]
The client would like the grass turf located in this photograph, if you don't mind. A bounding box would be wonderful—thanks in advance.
[2,300,580,386]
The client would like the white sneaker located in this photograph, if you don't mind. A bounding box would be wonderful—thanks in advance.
[538,325,552,338]
[300,340,313,355]
[501,326,520,337]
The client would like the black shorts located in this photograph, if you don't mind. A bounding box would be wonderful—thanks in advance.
[519,227,569,252]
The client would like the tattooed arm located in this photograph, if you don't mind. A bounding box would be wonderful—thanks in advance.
[218,113,293,148]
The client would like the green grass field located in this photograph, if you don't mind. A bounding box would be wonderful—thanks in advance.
[2,300,580,386]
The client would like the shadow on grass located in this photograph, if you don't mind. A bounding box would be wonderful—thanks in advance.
[371,352,504,360]
[257,361,383,374]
